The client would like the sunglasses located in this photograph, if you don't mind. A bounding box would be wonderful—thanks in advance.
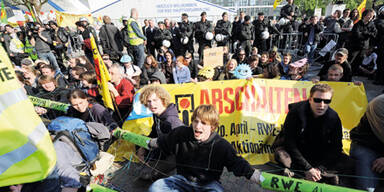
[313,98,332,104]
[185,57,192,59]
[103,58,110,60]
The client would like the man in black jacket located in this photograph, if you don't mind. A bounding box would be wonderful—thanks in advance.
[300,15,323,64]
[240,15,254,57]
[154,21,172,52]
[99,15,123,62]
[280,84,354,185]
[48,21,69,72]
[178,13,194,56]
[374,7,384,85]
[348,9,377,74]
[194,12,213,62]
[147,104,261,191]
[145,20,157,57]
[214,12,232,47]
[280,0,301,32]
[252,12,269,52]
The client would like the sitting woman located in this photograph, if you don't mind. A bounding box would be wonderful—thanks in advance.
[79,70,102,103]
[280,58,309,81]
[279,52,292,76]
[259,52,270,68]
[34,75,70,120]
[350,94,384,190]
[160,51,176,84]
[255,62,281,79]
[248,57,263,76]
[67,89,118,131]
[121,54,142,86]
[173,56,191,84]
[223,59,238,80]
[141,55,161,85]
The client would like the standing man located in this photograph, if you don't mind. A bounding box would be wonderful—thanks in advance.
[279,84,354,185]
[145,19,157,57]
[232,11,245,52]
[142,19,149,36]
[300,16,323,64]
[194,12,213,62]
[178,13,194,56]
[121,16,130,52]
[170,21,182,56]
[280,0,301,32]
[252,12,269,52]
[240,15,254,57]
[337,9,354,48]
[214,12,232,47]
[48,20,69,72]
[99,15,123,62]
[127,8,147,68]
[374,7,384,85]
[154,21,172,53]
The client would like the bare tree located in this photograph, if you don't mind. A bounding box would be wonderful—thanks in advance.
[9,0,48,23]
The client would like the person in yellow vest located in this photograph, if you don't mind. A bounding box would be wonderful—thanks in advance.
[8,27,27,66]
[127,8,146,68]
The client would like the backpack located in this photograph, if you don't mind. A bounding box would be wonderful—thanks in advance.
[47,116,100,172]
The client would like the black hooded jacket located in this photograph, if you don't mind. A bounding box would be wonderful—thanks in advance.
[148,103,184,138]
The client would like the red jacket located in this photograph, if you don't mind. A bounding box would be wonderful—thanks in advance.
[114,78,135,109]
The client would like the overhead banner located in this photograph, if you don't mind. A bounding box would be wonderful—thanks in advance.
[55,11,94,27]
[110,79,368,165]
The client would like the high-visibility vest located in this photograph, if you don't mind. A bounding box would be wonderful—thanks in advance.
[0,45,56,187]
[10,37,24,52]
[127,18,144,46]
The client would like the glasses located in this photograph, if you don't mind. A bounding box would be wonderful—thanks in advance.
[313,98,332,104]
[239,54,246,56]
[103,57,109,60]
[185,57,192,59]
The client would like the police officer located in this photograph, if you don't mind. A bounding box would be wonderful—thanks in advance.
[154,21,172,52]
[252,12,269,52]
[232,11,245,53]
[214,12,232,47]
[120,16,130,51]
[194,11,213,62]
[280,0,301,32]
[178,13,194,56]
[170,21,183,56]
[240,15,254,57]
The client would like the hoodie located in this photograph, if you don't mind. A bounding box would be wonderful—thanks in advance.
[148,103,184,138]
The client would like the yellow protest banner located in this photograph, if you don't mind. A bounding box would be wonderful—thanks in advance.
[203,47,224,68]
[55,11,94,27]
[112,79,367,165]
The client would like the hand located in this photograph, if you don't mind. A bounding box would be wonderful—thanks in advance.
[311,77,320,83]
[136,147,146,162]
[353,81,362,86]
[107,82,119,96]
[9,185,23,192]
[372,157,384,173]
[250,169,262,184]
[34,106,47,115]
[305,168,322,181]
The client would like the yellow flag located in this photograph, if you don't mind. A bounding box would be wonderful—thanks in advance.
[273,0,283,9]
[90,35,115,110]
[357,0,367,20]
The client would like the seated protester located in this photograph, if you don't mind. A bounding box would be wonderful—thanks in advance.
[40,64,68,88]
[235,49,247,64]
[137,85,184,180]
[269,46,281,63]
[255,62,280,79]
[275,84,354,186]
[196,66,215,82]
[248,57,263,76]
[358,47,377,78]
[259,52,270,68]
[35,75,70,120]
[173,56,191,84]
[101,54,114,69]
[157,46,175,63]
[67,89,118,131]
[350,94,384,190]
[326,64,344,81]
[223,59,238,80]
[278,52,292,76]
[68,66,86,88]
[79,70,102,103]
[141,55,161,85]
[108,63,135,121]
[75,55,94,71]
[20,58,35,71]
[22,65,40,90]
[160,51,176,83]
[120,54,142,86]
[280,58,309,81]
[149,71,167,84]
[315,48,352,82]
[147,104,261,192]
[15,71,38,95]
[223,46,232,67]
[248,46,261,61]
[185,52,199,81]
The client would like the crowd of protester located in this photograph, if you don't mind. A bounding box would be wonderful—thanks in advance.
[2,0,384,191]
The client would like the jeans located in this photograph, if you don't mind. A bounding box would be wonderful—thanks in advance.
[38,52,61,73]
[350,142,381,190]
[132,44,145,68]
[305,43,317,64]
[148,174,224,192]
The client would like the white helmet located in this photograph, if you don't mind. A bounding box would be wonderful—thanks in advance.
[181,36,189,45]
[278,18,289,26]
[205,32,214,40]
[215,34,226,42]
[379,6,384,16]
[162,40,171,48]
[261,31,270,40]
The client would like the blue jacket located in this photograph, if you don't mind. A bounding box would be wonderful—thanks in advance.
[173,65,191,84]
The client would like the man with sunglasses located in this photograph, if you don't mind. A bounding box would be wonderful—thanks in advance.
[277,84,354,186]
